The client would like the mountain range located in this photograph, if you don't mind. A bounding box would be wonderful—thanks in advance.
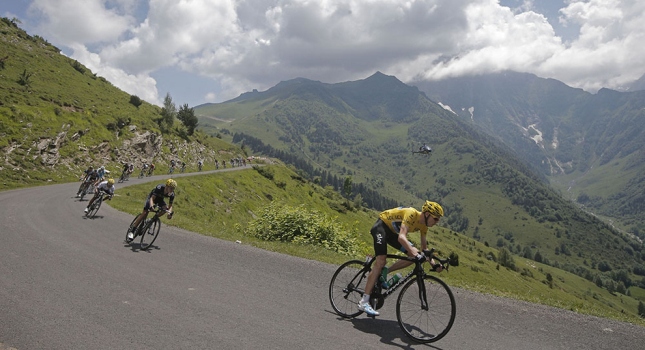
[413,71,645,237]
[195,71,645,286]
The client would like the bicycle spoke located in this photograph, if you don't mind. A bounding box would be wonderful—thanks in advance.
[329,260,367,318]
[396,275,455,343]
[140,218,161,250]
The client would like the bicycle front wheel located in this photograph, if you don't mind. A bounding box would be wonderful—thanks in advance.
[140,218,161,250]
[329,260,368,318]
[87,197,102,218]
[396,275,456,343]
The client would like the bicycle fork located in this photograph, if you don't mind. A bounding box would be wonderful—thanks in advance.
[417,276,429,311]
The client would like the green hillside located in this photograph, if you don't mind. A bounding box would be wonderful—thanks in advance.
[110,163,645,325]
[195,73,645,317]
[0,18,245,189]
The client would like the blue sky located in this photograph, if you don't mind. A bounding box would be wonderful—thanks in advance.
[3,0,644,107]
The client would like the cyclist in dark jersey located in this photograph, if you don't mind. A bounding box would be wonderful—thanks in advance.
[127,179,177,240]
[77,167,99,197]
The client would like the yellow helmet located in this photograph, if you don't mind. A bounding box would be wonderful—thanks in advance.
[422,201,444,218]
[165,178,177,188]
[107,178,115,185]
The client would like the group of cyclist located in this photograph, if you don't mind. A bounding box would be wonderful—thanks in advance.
[76,163,178,244]
[76,165,108,197]
[73,157,446,324]
[120,163,135,181]
[140,162,156,177]
[168,159,204,173]
[217,157,246,168]
[76,165,115,212]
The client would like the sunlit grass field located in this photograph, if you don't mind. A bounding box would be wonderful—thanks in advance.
[109,164,645,326]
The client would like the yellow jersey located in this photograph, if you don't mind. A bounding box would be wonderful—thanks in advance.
[378,207,428,235]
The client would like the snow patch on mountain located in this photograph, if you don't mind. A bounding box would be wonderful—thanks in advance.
[438,102,456,114]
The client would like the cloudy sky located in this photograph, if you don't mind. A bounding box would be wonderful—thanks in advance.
[3,0,644,107]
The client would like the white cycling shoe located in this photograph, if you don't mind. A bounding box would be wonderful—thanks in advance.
[358,301,379,316]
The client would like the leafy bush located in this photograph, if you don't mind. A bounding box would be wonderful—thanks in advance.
[245,203,363,255]
[253,165,274,180]
[71,60,85,74]
[129,95,143,108]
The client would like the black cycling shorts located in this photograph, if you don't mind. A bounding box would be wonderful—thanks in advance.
[144,195,167,211]
[370,219,411,256]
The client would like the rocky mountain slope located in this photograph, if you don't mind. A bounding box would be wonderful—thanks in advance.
[0,18,243,189]
[413,71,645,238]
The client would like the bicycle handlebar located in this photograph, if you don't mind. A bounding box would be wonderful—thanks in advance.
[378,248,451,272]
[412,248,449,272]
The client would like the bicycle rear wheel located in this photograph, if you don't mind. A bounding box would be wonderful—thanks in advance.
[139,218,161,250]
[79,185,88,201]
[396,275,456,343]
[329,260,368,318]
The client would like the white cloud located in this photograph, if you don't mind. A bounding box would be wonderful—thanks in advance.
[20,0,645,105]
[70,44,161,105]
[29,0,136,45]
[540,0,645,91]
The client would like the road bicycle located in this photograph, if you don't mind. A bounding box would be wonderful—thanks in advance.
[77,179,94,201]
[85,192,111,218]
[118,169,129,183]
[138,167,147,179]
[329,249,455,343]
[125,206,171,250]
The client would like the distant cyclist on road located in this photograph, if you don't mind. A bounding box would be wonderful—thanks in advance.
[96,166,106,183]
[357,200,444,316]
[127,179,176,241]
[84,178,115,213]
[77,166,99,197]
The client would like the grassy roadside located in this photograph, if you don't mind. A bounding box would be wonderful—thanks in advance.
[109,164,645,327]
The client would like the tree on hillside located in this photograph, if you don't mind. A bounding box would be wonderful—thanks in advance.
[343,176,352,198]
[160,93,176,132]
[129,95,143,108]
[177,103,198,135]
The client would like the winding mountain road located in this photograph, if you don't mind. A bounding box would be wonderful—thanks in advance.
[1,169,644,349]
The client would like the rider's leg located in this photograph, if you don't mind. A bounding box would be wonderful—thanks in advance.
[363,254,387,298]
[361,220,391,304]
[85,192,99,212]
[131,210,149,230]
[387,259,413,274]
[381,234,413,274]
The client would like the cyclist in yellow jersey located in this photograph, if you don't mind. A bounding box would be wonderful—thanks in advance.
[357,200,444,316]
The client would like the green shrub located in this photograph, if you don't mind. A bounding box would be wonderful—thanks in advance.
[129,95,143,108]
[246,203,363,256]
[253,165,274,180]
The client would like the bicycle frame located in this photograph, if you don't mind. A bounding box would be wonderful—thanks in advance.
[330,248,454,343]
[365,252,437,307]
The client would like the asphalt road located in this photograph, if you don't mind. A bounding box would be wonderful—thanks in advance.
[2,168,645,350]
